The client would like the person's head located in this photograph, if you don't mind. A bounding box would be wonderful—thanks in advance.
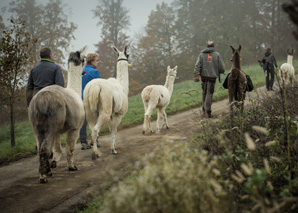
[266,48,272,53]
[86,53,99,67]
[207,41,215,48]
[40,47,52,59]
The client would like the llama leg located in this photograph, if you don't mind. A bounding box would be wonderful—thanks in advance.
[145,106,154,133]
[156,109,161,133]
[91,124,102,160]
[91,112,109,159]
[110,115,122,154]
[39,136,53,183]
[162,108,169,129]
[51,133,62,168]
[142,103,149,134]
[65,129,78,171]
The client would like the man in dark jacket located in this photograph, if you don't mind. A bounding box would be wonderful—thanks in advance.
[194,41,225,118]
[26,47,64,106]
[262,48,278,91]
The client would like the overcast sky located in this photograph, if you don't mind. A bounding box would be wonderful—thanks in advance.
[0,0,173,56]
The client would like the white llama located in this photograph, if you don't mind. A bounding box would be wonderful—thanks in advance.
[141,66,178,134]
[280,49,295,86]
[83,45,129,159]
[28,45,88,183]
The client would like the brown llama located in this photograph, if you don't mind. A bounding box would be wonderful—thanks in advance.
[228,45,247,113]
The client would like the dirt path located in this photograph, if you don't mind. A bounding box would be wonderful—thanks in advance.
[0,87,266,213]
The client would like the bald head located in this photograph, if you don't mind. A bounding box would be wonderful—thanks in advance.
[207,41,215,48]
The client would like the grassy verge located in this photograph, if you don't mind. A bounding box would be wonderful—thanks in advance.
[0,60,293,164]
[81,71,298,213]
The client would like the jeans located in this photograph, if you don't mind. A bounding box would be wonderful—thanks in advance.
[79,121,87,144]
[265,69,274,90]
[201,78,216,112]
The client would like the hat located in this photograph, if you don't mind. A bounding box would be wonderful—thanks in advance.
[207,41,215,47]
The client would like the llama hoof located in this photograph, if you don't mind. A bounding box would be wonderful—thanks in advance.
[166,126,169,129]
[92,153,100,160]
[142,131,145,134]
[39,177,48,184]
[50,160,57,168]
[68,166,78,171]
[111,150,118,155]
[46,171,53,177]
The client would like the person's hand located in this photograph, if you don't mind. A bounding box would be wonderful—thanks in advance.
[194,76,200,82]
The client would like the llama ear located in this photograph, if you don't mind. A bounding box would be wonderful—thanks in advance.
[292,48,295,55]
[113,46,120,54]
[167,66,170,72]
[230,45,235,52]
[239,45,241,52]
[124,45,128,53]
[174,66,178,71]
[80,44,88,55]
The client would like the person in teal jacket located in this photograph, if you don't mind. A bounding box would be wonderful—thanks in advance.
[80,53,100,150]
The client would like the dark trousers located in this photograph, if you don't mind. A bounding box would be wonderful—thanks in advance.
[265,69,274,90]
[79,121,87,144]
[201,79,216,112]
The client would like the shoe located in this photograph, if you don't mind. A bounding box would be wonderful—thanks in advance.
[81,143,91,150]
[207,110,213,118]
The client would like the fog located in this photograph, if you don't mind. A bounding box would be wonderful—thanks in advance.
[0,0,173,53]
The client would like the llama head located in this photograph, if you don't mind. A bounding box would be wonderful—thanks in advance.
[167,66,178,78]
[287,48,295,56]
[113,45,129,61]
[230,45,242,62]
[68,44,88,67]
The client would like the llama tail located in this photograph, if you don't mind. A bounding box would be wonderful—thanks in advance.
[28,90,66,131]
[85,83,102,113]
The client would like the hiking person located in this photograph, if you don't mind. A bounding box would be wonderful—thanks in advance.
[194,41,225,118]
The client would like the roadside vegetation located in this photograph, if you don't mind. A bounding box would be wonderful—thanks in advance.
[81,68,298,213]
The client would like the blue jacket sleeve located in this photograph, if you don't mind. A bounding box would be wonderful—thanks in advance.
[93,70,101,79]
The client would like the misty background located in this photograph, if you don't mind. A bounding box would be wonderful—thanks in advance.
[0,0,296,98]
[0,0,173,57]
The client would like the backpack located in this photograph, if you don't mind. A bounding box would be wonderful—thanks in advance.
[223,72,254,92]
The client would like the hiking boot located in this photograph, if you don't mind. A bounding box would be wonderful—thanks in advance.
[81,143,91,150]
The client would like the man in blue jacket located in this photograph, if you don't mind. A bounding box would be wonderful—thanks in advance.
[80,53,101,150]
[26,47,64,107]
[194,41,225,118]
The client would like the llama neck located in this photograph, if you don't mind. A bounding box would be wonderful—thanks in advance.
[233,57,241,70]
[116,61,129,95]
[67,62,82,97]
[287,55,293,65]
[164,75,175,96]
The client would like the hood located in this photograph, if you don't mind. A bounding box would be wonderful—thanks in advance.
[201,47,216,53]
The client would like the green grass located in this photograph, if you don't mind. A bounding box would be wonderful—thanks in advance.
[0,60,294,164]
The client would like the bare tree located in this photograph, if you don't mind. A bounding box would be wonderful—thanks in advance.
[0,18,37,147]
[93,0,131,77]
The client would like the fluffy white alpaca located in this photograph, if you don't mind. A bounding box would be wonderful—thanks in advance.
[83,45,129,159]
[280,49,295,86]
[141,66,178,134]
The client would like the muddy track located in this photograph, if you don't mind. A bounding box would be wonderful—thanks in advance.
[0,87,266,213]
